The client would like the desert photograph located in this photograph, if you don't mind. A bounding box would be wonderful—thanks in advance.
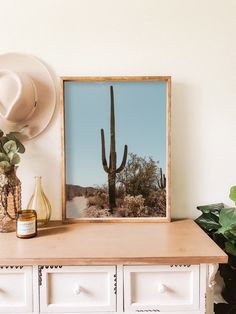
[64,80,168,219]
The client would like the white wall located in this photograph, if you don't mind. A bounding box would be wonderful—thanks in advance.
[0,0,235,220]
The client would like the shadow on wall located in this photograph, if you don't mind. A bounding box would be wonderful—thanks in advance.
[171,82,200,219]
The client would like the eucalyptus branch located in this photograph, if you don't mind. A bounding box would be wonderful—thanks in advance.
[0,130,25,173]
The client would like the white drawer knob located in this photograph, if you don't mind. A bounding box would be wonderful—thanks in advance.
[158,283,167,294]
[73,285,81,295]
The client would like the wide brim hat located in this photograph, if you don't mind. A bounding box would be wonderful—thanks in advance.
[0,53,56,140]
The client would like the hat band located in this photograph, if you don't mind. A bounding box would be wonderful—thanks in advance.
[22,79,38,122]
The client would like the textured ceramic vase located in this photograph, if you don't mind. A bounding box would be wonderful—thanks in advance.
[0,167,21,232]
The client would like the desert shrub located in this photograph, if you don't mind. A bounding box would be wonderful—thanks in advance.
[146,190,166,213]
[124,194,145,208]
[114,194,162,217]
[88,191,108,208]
[122,194,149,217]
[117,153,160,198]
[85,206,110,218]
[85,184,108,207]
[116,185,125,198]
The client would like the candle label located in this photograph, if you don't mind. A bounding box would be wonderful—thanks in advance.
[17,220,36,236]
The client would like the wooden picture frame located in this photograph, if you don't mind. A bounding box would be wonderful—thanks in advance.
[61,76,171,222]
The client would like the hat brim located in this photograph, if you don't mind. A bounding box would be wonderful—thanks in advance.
[0,53,56,140]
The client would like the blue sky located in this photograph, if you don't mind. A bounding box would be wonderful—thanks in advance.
[65,81,167,187]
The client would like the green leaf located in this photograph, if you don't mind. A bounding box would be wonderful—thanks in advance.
[14,139,25,154]
[0,153,9,162]
[0,161,11,172]
[224,230,236,243]
[195,213,221,231]
[0,137,8,153]
[229,186,236,202]
[229,229,236,237]
[10,153,20,165]
[6,133,25,153]
[217,208,236,235]
[3,140,17,155]
[225,241,236,256]
[196,203,224,215]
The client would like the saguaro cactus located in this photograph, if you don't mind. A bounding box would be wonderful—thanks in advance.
[157,168,166,189]
[101,86,128,213]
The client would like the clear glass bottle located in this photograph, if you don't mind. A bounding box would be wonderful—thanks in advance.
[27,176,51,227]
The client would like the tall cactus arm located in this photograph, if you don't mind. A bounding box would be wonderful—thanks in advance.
[116,144,128,173]
[101,128,109,173]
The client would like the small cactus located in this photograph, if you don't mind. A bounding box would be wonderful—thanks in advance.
[157,168,166,189]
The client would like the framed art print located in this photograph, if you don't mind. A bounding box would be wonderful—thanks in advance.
[61,76,171,222]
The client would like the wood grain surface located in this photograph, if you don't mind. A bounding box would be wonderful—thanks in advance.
[0,220,227,265]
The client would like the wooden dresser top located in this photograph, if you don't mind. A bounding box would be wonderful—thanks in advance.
[0,219,228,265]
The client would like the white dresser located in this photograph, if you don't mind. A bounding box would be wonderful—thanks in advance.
[0,220,227,314]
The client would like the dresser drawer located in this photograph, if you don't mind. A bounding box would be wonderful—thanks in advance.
[0,266,32,313]
[124,265,200,312]
[40,265,116,313]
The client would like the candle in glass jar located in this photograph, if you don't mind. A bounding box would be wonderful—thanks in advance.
[16,210,37,239]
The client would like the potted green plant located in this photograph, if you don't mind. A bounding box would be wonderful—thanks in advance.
[0,129,25,232]
[195,187,236,313]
